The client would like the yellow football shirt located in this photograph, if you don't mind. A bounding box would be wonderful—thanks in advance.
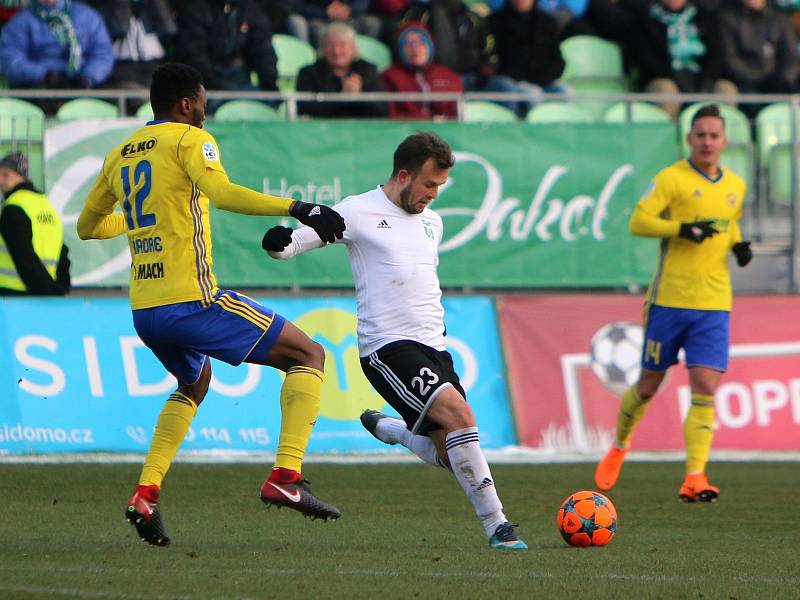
[84,121,225,309]
[634,159,746,311]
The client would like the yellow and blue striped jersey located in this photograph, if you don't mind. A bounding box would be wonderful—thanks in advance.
[634,159,746,311]
[85,122,224,309]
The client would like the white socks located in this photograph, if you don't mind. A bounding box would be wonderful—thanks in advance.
[376,419,507,538]
[445,427,506,538]
[375,417,445,468]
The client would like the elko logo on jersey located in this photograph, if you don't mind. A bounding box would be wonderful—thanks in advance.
[376,219,391,229]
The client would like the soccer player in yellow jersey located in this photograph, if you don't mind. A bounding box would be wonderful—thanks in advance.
[595,104,753,502]
[77,63,346,546]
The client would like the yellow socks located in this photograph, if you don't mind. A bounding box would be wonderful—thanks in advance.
[614,386,651,448]
[139,392,197,487]
[684,393,715,475]
[274,366,323,473]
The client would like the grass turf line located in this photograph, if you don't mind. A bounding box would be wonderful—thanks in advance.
[0,462,795,600]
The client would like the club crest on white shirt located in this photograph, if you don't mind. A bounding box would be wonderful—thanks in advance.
[422,220,434,240]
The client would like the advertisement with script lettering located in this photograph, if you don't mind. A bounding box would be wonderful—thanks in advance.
[0,296,515,454]
[498,295,800,452]
[46,120,678,288]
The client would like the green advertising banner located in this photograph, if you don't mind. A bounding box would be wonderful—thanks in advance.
[47,119,679,288]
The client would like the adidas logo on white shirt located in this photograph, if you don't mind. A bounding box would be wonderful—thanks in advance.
[377,220,391,229]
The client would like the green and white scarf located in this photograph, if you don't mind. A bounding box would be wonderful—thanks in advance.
[31,0,82,77]
[650,4,705,73]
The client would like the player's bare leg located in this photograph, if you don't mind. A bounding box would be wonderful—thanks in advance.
[595,369,666,490]
[424,388,526,550]
[255,320,340,520]
[126,360,212,546]
[680,367,722,502]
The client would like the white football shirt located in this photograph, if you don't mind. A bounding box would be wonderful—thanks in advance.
[271,186,446,356]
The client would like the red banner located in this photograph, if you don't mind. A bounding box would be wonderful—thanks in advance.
[498,295,800,451]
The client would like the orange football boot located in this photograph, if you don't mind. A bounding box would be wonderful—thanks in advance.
[594,447,628,491]
[679,473,719,503]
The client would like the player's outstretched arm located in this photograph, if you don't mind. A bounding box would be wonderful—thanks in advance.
[77,171,127,240]
[287,201,346,244]
[197,170,345,242]
[263,225,327,259]
[196,170,294,216]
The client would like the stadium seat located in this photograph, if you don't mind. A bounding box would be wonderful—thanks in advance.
[136,102,154,120]
[0,98,44,139]
[756,103,797,205]
[357,35,392,72]
[463,101,517,122]
[604,102,672,123]
[273,33,316,92]
[56,98,120,120]
[0,98,45,188]
[561,36,625,81]
[526,102,594,123]
[559,36,627,119]
[214,100,281,121]
[679,103,754,191]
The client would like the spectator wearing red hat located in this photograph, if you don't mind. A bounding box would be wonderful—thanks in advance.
[381,21,463,120]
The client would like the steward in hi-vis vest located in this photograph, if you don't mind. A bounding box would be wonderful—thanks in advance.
[0,152,70,295]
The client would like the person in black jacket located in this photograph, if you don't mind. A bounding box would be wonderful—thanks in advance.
[174,0,277,93]
[489,0,566,93]
[628,0,736,117]
[0,153,70,296]
[89,0,175,90]
[719,0,798,95]
[296,21,388,118]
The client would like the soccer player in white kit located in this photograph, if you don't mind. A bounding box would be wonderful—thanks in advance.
[262,132,527,550]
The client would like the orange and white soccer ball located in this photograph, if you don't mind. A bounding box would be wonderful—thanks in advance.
[557,490,618,547]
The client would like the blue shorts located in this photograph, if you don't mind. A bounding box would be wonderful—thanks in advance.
[132,289,286,385]
[641,304,729,372]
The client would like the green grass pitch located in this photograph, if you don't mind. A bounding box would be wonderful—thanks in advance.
[0,462,796,599]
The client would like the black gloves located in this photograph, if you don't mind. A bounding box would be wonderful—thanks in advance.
[732,241,753,267]
[289,201,345,244]
[262,225,294,253]
[678,220,718,243]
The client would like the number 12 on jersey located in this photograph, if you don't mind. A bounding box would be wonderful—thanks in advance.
[122,160,156,230]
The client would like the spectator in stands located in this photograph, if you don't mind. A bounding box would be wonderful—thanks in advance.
[628,0,736,118]
[297,21,389,118]
[263,0,311,44]
[373,0,412,44]
[381,21,462,120]
[297,0,382,47]
[174,0,277,93]
[0,152,70,296]
[0,0,27,30]
[403,0,532,116]
[719,0,798,96]
[536,0,593,37]
[488,0,568,101]
[0,0,113,89]
[90,0,175,89]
